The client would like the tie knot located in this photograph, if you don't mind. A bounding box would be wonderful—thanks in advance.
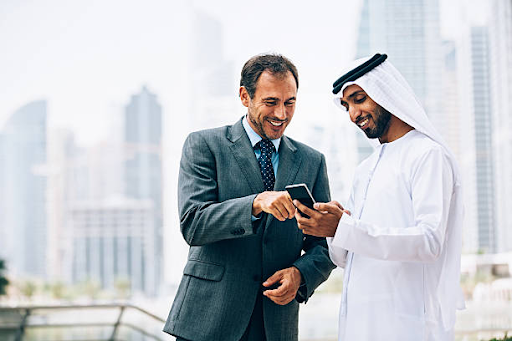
[257,139,275,155]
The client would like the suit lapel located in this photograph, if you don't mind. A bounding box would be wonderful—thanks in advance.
[228,118,265,193]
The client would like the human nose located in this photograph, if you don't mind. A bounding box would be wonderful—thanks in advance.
[274,103,287,119]
[348,105,360,123]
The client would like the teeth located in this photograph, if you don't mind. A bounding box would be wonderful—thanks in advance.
[270,121,283,126]
[358,118,369,127]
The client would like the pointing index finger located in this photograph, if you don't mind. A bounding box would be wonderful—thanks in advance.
[313,202,343,215]
[293,199,316,217]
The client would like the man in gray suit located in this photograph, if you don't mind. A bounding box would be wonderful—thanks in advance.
[163,53,335,341]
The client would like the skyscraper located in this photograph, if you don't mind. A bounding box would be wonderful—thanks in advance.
[69,198,155,293]
[0,100,47,277]
[189,9,237,130]
[354,0,443,160]
[489,0,512,252]
[457,22,496,253]
[471,26,495,253]
[124,86,162,295]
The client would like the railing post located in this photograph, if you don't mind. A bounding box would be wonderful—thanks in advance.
[109,305,125,341]
[14,308,30,341]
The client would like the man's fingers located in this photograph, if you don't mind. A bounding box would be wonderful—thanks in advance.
[263,284,286,297]
[329,200,344,210]
[292,200,316,217]
[265,290,295,305]
[270,204,287,221]
[263,271,281,287]
[263,192,297,221]
[313,202,343,216]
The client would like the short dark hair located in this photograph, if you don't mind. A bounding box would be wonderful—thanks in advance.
[240,54,299,99]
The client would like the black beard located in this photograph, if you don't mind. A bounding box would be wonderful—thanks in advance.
[363,105,392,139]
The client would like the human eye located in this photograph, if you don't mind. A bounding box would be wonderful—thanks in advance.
[354,94,366,104]
[285,100,295,107]
[264,100,277,106]
[340,100,349,111]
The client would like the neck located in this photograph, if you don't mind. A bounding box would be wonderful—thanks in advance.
[379,116,414,143]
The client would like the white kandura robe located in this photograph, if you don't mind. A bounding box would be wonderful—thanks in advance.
[328,130,459,341]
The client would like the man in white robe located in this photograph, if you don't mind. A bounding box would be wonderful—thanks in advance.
[294,54,465,341]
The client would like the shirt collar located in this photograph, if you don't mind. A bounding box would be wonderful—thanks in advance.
[242,115,281,151]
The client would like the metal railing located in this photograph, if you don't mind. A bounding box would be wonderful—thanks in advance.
[0,303,166,341]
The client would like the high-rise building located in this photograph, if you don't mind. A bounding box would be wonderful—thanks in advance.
[46,129,78,280]
[47,130,127,281]
[0,100,47,277]
[354,0,443,161]
[124,86,162,295]
[69,198,155,293]
[440,40,461,159]
[457,23,496,253]
[471,26,495,253]
[489,0,512,252]
[189,9,237,130]
[0,133,6,262]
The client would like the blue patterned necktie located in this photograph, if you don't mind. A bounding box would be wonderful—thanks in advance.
[256,139,276,191]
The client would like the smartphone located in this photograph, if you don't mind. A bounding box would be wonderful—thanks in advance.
[285,183,316,218]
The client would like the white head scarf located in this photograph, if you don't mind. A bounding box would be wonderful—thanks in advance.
[333,56,465,330]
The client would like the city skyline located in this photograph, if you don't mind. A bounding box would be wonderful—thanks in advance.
[1,0,507,290]
[0,0,475,146]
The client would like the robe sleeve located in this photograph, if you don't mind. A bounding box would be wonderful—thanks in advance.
[330,147,454,262]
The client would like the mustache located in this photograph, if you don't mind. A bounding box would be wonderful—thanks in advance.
[267,118,288,123]
[355,115,370,124]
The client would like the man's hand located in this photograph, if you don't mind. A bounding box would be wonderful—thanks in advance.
[294,200,347,237]
[252,191,296,221]
[262,267,302,305]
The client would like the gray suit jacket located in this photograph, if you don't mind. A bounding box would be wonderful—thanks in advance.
[163,117,335,341]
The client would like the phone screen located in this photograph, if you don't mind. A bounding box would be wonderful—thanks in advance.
[285,184,316,218]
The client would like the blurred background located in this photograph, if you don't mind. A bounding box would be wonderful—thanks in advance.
[1,0,511,340]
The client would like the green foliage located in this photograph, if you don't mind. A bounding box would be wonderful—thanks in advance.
[19,279,37,299]
[77,279,101,299]
[0,259,9,296]
[48,281,67,300]
[114,277,131,299]
[487,332,512,341]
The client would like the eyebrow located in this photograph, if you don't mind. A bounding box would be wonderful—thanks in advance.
[263,97,296,102]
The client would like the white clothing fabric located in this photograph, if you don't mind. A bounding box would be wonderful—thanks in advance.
[329,57,465,340]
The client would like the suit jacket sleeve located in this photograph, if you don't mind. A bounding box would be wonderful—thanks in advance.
[292,154,336,302]
[178,132,258,246]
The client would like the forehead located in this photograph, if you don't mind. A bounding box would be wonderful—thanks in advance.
[255,70,297,94]
[341,84,366,101]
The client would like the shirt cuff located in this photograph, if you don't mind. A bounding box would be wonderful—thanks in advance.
[331,213,355,249]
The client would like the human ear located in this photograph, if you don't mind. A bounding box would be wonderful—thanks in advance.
[239,87,250,108]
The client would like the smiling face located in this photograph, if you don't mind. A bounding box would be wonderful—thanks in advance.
[340,84,392,141]
[240,70,297,140]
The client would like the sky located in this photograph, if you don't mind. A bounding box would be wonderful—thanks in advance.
[0,0,488,145]
[0,0,363,145]
[0,0,495,287]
